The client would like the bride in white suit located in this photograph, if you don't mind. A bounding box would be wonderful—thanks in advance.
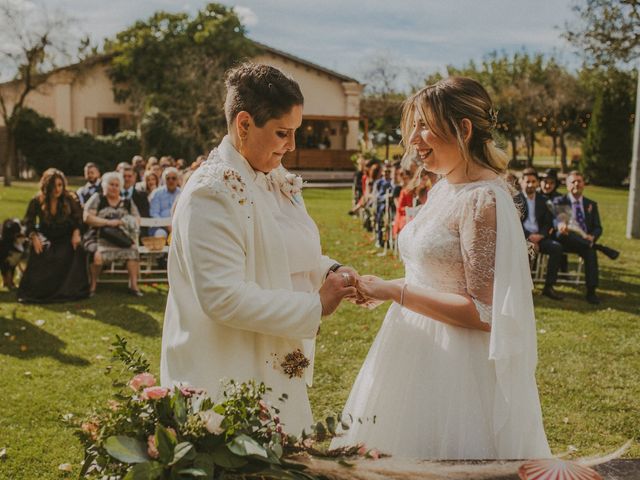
[161,63,357,434]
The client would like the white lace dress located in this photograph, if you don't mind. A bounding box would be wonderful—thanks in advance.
[332,177,550,460]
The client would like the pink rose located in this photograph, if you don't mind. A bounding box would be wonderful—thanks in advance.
[141,386,169,400]
[81,421,99,441]
[129,373,156,391]
[179,386,204,398]
[147,435,159,459]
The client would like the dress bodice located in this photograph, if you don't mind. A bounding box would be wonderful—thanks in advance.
[398,177,509,317]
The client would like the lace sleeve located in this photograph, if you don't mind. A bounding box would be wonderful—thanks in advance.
[459,187,497,324]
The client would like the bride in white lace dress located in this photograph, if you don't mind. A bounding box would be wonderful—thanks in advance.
[332,77,550,459]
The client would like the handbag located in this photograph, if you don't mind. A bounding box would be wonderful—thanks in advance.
[100,226,133,248]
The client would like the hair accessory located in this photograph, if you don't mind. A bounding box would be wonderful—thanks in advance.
[488,108,499,129]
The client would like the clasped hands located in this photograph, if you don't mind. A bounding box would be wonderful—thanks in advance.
[319,266,396,316]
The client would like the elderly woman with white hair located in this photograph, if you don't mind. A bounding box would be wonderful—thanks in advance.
[148,166,181,237]
[83,171,142,297]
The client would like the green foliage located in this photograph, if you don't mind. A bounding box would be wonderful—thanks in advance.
[581,69,636,186]
[13,108,140,176]
[104,3,257,155]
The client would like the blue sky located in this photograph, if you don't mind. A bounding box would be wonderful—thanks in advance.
[42,0,580,88]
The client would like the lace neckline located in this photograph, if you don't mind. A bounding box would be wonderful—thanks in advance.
[443,177,503,190]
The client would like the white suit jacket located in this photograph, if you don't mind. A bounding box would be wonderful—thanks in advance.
[160,136,334,434]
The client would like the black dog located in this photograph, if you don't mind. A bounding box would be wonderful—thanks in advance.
[0,218,29,290]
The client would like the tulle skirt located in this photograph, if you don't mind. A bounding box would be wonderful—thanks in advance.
[331,302,500,459]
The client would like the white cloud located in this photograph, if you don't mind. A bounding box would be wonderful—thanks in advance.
[234,5,258,27]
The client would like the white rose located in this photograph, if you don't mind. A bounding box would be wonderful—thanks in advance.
[285,173,297,184]
[199,410,225,435]
[293,176,303,189]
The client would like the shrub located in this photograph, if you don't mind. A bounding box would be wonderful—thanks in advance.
[14,108,141,176]
[581,72,635,186]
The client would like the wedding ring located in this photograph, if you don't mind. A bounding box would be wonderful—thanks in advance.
[341,272,353,287]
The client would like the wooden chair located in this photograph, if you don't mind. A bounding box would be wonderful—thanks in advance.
[98,217,171,284]
[531,252,585,285]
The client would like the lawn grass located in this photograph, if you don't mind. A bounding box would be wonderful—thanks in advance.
[0,181,639,479]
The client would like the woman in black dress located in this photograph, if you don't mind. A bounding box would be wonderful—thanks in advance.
[18,168,90,303]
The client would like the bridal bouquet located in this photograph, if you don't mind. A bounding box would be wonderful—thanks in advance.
[74,337,362,480]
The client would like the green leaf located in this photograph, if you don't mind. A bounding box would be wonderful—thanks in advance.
[171,389,187,424]
[169,442,196,466]
[123,461,164,480]
[227,433,268,458]
[193,453,215,479]
[271,443,283,459]
[104,436,150,464]
[211,445,248,469]
[176,467,208,477]
[155,424,177,464]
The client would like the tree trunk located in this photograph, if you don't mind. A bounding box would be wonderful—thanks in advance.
[551,133,558,164]
[525,130,535,167]
[510,135,517,163]
[3,129,14,187]
[559,129,568,173]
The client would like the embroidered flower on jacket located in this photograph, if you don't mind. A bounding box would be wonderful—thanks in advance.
[222,169,247,205]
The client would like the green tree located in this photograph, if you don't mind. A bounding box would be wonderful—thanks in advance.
[581,69,635,186]
[104,3,256,159]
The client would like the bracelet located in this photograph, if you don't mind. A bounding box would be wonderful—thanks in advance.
[400,283,408,306]
[327,263,342,276]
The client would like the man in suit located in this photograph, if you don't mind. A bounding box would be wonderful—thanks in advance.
[553,170,610,304]
[77,162,102,206]
[516,168,564,300]
[122,166,150,240]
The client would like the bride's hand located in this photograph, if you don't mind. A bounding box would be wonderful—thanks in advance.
[357,275,395,301]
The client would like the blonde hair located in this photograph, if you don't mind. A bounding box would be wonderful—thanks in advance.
[401,77,508,174]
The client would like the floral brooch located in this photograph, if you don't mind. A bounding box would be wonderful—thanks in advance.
[270,349,310,379]
[269,168,304,205]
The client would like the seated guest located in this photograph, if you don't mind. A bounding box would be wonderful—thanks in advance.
[18,168,89,303]
[149,167,181,237]
[131,155,146,182]
[135,170,159,196]
[116,161,131,174]
[553,170,618,305]
[122,166,150,240]
[122,166,150,217]
[515,168,564,300]
[84,172,142,297]
[77,162,102,206]
[539,168,562,204]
